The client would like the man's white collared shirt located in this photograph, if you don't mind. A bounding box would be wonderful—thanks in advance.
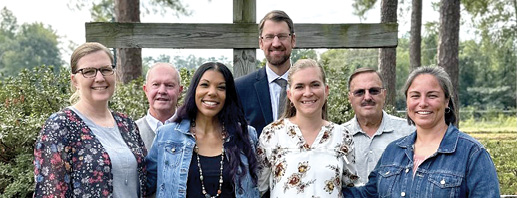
[144,110,176,133]
[266,65,289,121]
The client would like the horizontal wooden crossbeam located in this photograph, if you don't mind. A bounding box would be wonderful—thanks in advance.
[85,22,398,49]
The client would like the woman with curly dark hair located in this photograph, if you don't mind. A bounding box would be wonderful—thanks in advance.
[146,62,259,198]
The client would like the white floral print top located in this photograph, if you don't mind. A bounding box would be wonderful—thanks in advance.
[257,118,359,198]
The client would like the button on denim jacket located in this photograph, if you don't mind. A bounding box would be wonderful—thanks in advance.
[146,119,260,198]
[343,124,500,198]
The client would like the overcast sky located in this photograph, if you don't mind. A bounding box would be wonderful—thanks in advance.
[2,0,451,64]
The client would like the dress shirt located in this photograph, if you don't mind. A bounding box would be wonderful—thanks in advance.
[266,65,289,121]
[342,111,414,185]
[145,110,176,132]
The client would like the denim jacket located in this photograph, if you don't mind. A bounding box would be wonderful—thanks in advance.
[343,124,500,198]
[146,119,260,198]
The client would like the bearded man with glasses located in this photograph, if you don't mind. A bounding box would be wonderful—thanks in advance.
[342,68,415,186]
[235,10,296,136]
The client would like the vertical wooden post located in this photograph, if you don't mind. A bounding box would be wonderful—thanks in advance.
[114,0,142,83]
[233,0,257,78]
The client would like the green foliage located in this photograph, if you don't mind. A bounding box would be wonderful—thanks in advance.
[91,0,114,22]
[291,49,318,64]
[462,0,516,48]
[322,63,354,124]
[352,0,378,20]
[320,48,378,70]
[145,0,191,17]
[0,8,62,76]
[458,39,516,109]
[110,77,148,119]
[143,54,232,71]
[69,0,191,22]
[0,66,70,197]
[479,139,517,195]
[0,7,18,38]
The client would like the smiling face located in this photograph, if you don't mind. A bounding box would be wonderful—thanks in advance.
[348,72,386,120]
[144,64,183,118]
[195,70,226,120]
[287,66,329,118]
[71,50,115,106]
[406,74,449,130]
[259,20,296,68]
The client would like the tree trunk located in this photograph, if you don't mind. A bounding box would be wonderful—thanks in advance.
[379,0,397,108]
[115,0,141,83]
[438,0,460,125]
[410,0,422,71]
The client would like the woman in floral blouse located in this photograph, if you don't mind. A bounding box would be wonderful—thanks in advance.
[257,59,359,197]
[33,42,147,198]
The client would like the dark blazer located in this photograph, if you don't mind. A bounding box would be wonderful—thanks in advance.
[235,67,273,136]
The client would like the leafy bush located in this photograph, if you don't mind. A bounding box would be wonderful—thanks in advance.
[0,66,69,197]
[323,63,354,124]
[479,139,517,195]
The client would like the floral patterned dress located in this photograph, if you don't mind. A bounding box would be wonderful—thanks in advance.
[33,108,147,198]
[257,118,359,198]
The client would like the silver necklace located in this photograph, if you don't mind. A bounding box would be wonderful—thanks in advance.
[191,120,226,198]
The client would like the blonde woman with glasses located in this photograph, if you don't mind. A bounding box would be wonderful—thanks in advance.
[34,42,147,198]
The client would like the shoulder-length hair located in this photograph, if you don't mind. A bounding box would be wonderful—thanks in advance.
[402,66,457,126]
[175,62,258,186]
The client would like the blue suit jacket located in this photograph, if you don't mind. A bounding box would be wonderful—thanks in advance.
[235,67,273,136]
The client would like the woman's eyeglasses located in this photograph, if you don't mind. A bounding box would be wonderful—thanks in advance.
[75,65,115,78]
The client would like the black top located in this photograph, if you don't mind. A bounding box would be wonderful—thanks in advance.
[187,153,235,198]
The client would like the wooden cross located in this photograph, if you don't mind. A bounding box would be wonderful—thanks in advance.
[85,0,397,78]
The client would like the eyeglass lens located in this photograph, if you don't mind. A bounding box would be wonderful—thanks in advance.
[262,33,291,41]
[78,67,114,78]
[353,87,383,97]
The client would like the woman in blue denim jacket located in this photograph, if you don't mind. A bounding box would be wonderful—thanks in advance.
[146,62,259,198]
[343,66,500,198]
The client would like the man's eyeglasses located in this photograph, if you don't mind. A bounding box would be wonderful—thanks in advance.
[75,65,115,78]
[260,33,292,42]
[351,87,384,97]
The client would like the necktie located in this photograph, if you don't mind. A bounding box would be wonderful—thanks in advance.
[274,78,288,118]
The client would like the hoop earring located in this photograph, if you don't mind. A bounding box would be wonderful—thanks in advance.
[445,107,451,113]
[289,101,294,108]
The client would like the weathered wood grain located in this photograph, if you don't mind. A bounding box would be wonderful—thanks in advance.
[232,0,257,77]
[85,22,398,49]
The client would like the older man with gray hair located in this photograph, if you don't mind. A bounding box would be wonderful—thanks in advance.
[136,63,183,151]
[343,68,415,185]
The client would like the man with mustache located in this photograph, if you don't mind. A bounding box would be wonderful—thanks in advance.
[236,10,296,136]
[343,68,414,185]
[136,63,183,151]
